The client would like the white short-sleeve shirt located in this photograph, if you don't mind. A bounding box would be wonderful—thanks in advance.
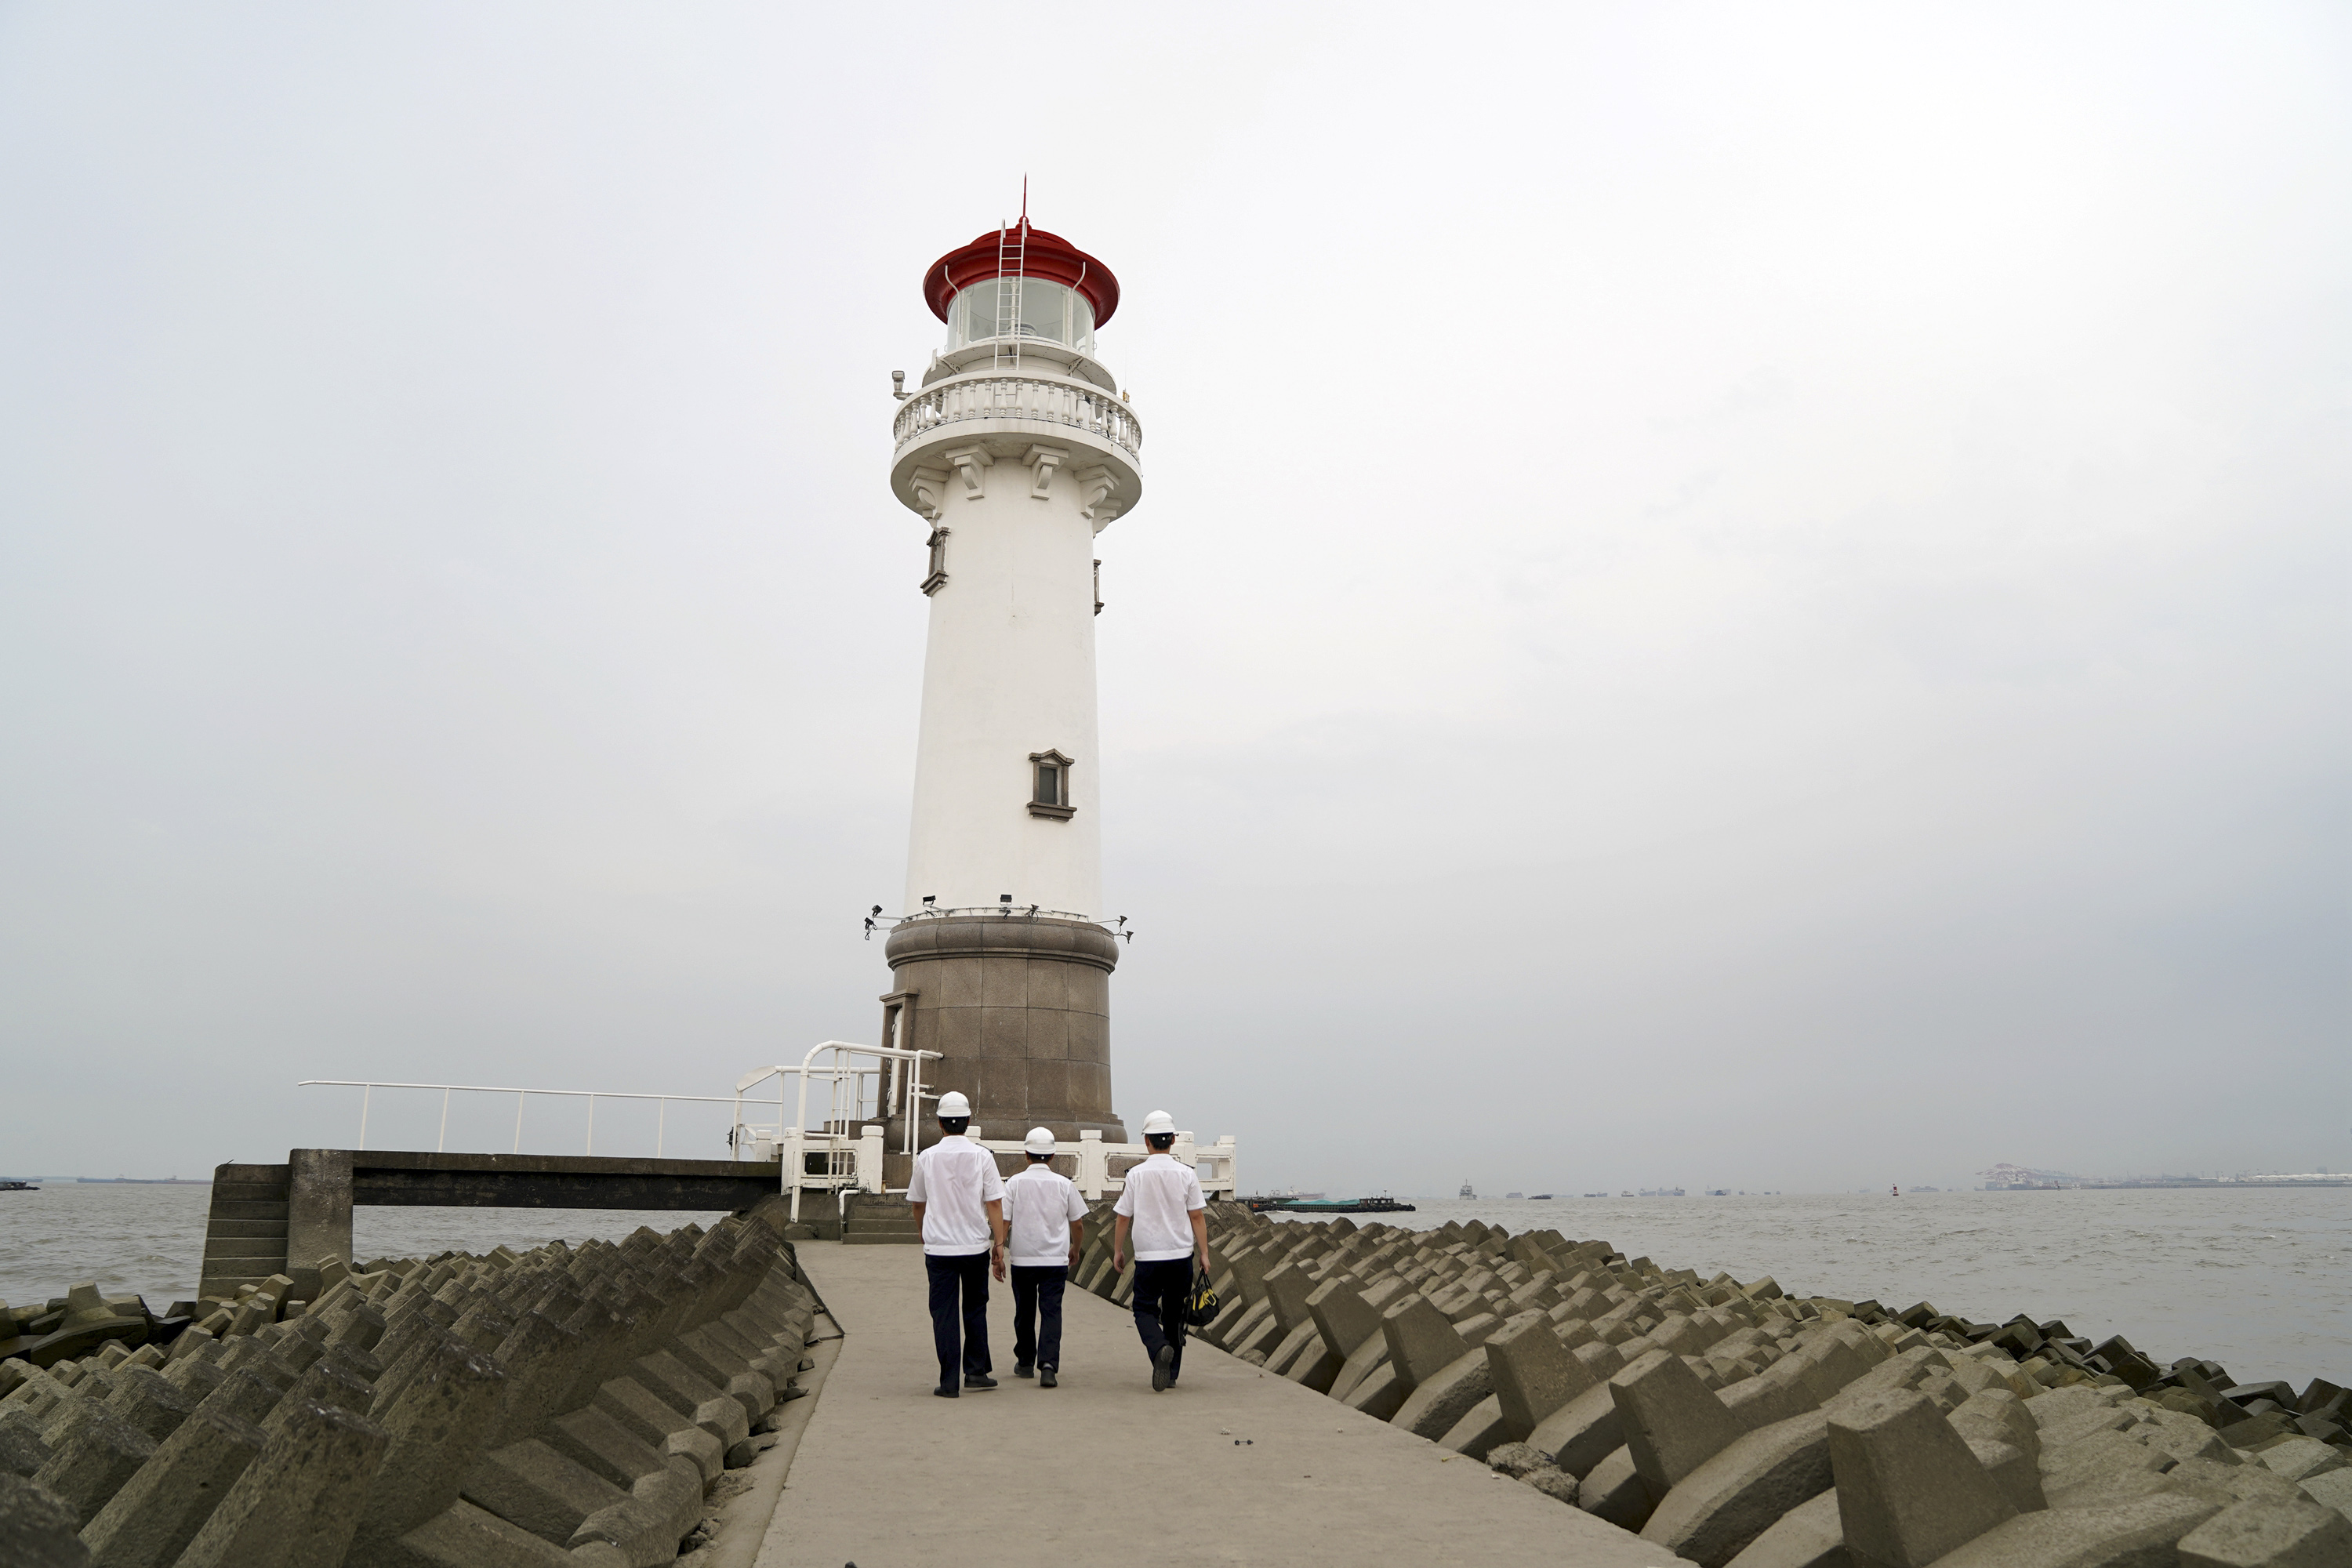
[1113,1152,1205,1261]
[1003,1163,1088,1268]
[906,1136,1006,1257]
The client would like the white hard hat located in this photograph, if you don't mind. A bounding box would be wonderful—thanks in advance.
[936,1091,971,1118]
[1141,1110,1176,1136]
[1023,1127,1055,1156]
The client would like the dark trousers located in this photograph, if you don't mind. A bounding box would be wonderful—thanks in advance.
[1131,1257,1192,1381]
[924,1251,991,1385]
[1010,1265,1068,1370]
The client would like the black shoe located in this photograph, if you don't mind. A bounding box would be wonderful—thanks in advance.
[1014,1362,1034,1379]
[1040,1368,1058,1388]
[933,1383,959,1398]
[1152,1345,1174,1392]
[964,1373,998,1389]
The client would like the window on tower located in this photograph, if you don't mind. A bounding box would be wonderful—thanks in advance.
[922,528,949,596]
[1028,750,1075,819]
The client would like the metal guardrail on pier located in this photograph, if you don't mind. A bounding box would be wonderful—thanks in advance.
[296,1079,745,1158]
[303,1040,1236,1218]
[893,374,1142,459]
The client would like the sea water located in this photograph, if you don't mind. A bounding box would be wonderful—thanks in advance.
[1278,1189,2350,1385]
[0,1183,728,1318]
[2,1182,2343,1386]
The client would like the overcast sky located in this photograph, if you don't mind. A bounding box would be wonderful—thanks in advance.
[2,2,2344,1194]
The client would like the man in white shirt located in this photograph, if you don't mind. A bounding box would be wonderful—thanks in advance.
[1111,1109,1209,1392]
[906,1091,1007,1397]
[1003,1127,1087,1388]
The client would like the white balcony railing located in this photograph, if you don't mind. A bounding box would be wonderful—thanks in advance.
[894,374,1142,460]
[964,1127,1238,1203]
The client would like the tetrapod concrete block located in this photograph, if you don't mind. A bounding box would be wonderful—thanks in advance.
[1580,1443,1656,1531]
[1828,1388,2016,1567]
[29,1399,154,1526]
[1530,1380,1628,1479]
[1721,1487,1843,1568]
[2176,1497,2352,1568]
[79,1404,267,1568]
[176,1397,389,1568]
[1486,1308,1597,1439]
[1387,1342,1492,1441]
[350,1331,510,1552]
[1639,1409,1833,1568]
[384,1498,577,1566]
[1926,1492,2223,1568]
[0,1473,89,1568]
[1613,1347,1747,1502]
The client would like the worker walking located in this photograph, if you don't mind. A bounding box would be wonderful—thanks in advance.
[906,1090,1007,1397]
[1004,1127,1087,1388]
[1111,1109,1209,1392]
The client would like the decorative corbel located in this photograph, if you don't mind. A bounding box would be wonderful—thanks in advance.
[1074,465,1118,522]
[943,446,993,499]
[1024,445,1070,499]
[910,466,950,521]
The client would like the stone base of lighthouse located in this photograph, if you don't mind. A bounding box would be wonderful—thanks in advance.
[881,914,1126,1174]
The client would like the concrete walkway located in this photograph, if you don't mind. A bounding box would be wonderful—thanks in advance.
[755,1243,1690,1567]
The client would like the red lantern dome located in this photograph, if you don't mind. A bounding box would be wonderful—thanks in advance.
[923,223,1120,328]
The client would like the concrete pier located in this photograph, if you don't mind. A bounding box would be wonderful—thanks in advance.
[757,1242,1680,1567]
[201,1151,793,1297]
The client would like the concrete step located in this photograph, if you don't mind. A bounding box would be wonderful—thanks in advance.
[841,1210,923,1246]
[206,1218,289,1239]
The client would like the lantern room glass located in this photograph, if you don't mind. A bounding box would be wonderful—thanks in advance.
[947,278,1096,356]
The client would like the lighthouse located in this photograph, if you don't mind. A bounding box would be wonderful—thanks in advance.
[880,216,1140,1149]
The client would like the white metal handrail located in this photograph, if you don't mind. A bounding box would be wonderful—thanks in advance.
[299,1059,1238,1215]
[735,1040,942,1219]
[296,1080,746,1157]
[893,374,1142,459]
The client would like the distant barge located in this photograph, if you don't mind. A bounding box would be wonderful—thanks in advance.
[1243,1194,1417,1214]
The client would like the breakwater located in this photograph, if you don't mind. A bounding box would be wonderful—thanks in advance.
[1154,1203,2350,1566]
[1,1197,822,1566]
[9,1183,2343,1383]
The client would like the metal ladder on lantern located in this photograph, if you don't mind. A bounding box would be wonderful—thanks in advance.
[990,217,1029,373]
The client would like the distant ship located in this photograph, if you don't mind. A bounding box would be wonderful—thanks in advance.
[1458,1180,1476,1199]
[1529,1193,1554,1200]
[73,1176,209,1185]
[1504,1191,1525,1200]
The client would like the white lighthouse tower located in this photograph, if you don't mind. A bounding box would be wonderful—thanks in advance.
[880,216,1140,1147]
